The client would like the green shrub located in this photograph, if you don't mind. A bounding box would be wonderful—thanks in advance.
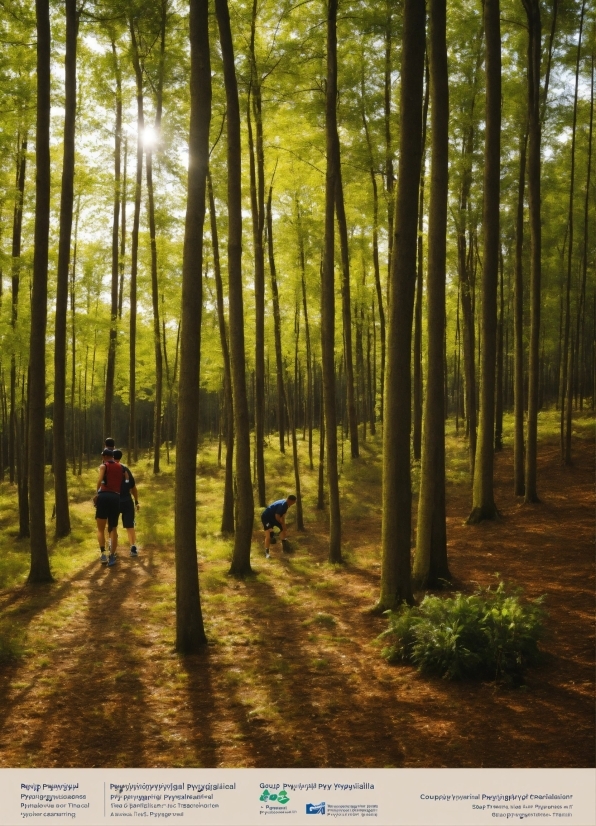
[379,581,546,682]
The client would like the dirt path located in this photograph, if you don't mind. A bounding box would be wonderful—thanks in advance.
[0,436,593,768]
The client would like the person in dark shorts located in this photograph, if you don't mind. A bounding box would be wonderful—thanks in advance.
[261,495,297,558]
[102,438,116,551]
[112,449,140,557]
[95,448,125,567]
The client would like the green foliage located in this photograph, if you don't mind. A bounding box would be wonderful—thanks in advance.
[379,581,547,683]
[0,620,26,664]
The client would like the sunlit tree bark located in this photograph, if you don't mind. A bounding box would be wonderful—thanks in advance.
[174,0,211,653]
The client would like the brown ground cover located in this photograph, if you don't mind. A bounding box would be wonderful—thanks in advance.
[0,431,593,769]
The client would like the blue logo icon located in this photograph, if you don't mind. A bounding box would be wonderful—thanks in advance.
[306,802,326,815]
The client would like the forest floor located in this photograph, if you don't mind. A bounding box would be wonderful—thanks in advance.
[0,413,593,769]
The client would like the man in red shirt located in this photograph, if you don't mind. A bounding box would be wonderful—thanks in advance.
[95,448,125,566]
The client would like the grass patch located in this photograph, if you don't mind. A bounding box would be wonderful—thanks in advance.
[303,613,337,628]
[0,622,27,664]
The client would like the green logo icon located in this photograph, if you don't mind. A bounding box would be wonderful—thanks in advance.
[260,789,290,805]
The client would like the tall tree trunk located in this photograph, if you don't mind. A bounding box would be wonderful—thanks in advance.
[28,0,53,582]
[458,138,477,473]
[522,0,542,504]
[10,134,27,489]
[118,137,127,320]
[377,0,425,610]
[174,0,211,654]
[248,0,267,507]
[146,8,167,475]
[317,374,325,510]
[540,0,559,124]
[367,304,375,435]
[208,170,235,534]
[70,201,80,474]
[456,40,482,473]
[18,370,30,538]
[53,0,78,537]
[296,198,314,470]
[468,0,501,523]
[384,0,394,286]
[335,171,359,459]
[361,98,386,427]
[413,0,450,589]
[216,0,255,577]
[413,58,430,463]
[578,51,594,411]
[495,248,505,451]
[514,129,528,496]
[267,183,286,457]
[128,19,145,465]
[563,1,586,466]
[284,302,305,531]
[104,41,122,441]
[322,0,342,563]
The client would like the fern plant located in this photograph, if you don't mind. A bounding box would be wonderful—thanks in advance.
[379,581,546,682]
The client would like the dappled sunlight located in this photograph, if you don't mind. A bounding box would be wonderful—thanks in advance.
[0,421,593,767]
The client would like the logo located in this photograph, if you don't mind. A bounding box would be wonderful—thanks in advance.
[260,789,290,805]
[306,802,326,815]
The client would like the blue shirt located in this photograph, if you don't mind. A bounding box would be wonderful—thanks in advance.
[262,499,289,523]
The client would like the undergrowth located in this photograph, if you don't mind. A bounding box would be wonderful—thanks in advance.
[379,581,547,683]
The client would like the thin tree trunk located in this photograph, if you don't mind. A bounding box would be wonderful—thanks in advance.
[118,136,127,320]
[53,0,78,537]
[468,0,501,523]
[28,0,53,582]
[284,302,304,531]
[384,0,394,283]
[514,129,528,496]
[208,170,235,534]
[247,1,267,508]
[335,170,359,459]
[541,0,559,124]
[322,0,342,563]
[267,183,286,459]
[104,40,122,442]
[522,0,542,503]
[361,99,386,426]
[296,197,314,470]
[366,305,375,436]
[174,0,211,654]
[377,0,425,610]
[10,134,27,488]
[495,248,505,451]
[70,201,80,475]
[458,144,477,473]
[216,0,255,577]
[578,51,594,411]
[413,58,430,463]
[563,1,586,466]
[413,0,450,589]
[128,19,145,465]
[145,9,167,475]
[18,370,30,538]
[317,373,325,511]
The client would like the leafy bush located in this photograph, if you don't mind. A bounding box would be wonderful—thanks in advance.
[379,582,546,682]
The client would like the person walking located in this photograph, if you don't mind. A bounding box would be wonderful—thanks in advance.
[95,448,125,567]
[112,449,140,557]
[261,495,297,558]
